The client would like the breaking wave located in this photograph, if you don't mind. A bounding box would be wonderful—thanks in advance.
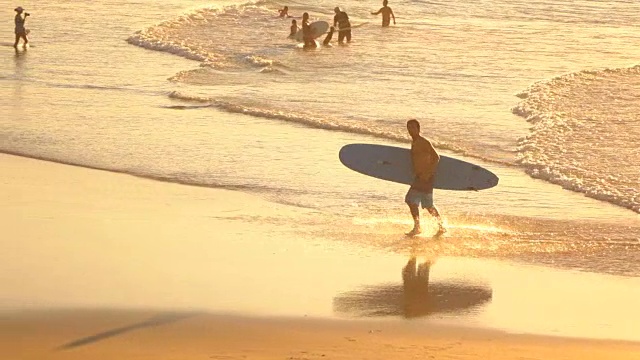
[513,65,640,213]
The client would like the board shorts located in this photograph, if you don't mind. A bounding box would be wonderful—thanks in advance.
[405,175,435,208]
[405,189,434,209]
[15,27,27,36]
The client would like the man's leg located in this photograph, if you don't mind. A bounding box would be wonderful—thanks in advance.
[14,34,20,48]
[408,203,421,234]
[323,27,334,45]
[427,206,445,234]
[421,191,445,235]
[405,189,422,235]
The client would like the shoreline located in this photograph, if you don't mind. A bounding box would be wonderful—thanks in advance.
[3,0,640,357]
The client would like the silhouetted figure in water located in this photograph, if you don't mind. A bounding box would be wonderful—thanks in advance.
[333,7,351,43]
[322,26,335,46]
[14,6,30,49]
[301,14,335,49]
[371,0,396,27]
[301,12,316,49]
[278,6,291,18]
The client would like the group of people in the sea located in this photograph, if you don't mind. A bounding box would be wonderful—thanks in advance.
[8,2,441,237]
[10,1,395,50]
[280,0,396,49]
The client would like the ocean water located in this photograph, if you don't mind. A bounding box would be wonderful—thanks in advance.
[1,0,639,277]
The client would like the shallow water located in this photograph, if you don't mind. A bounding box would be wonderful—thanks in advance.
[1,0,639,278]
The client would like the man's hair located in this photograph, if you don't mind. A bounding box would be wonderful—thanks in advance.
[407,119,420,131]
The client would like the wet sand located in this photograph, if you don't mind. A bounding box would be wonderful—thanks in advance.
[2,153,640,359]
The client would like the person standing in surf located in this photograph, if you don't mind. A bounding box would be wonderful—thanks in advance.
[301,12,317,49]
[289,19,298,38]
[278,6,291,18]
[13,6,29,49]
[371,0,395,27]
[333,7,351,43]
[322,26,336,46]
[405,119,444,236]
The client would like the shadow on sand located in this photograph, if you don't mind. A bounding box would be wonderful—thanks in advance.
[57,312,198,350]
[333,257,492,319]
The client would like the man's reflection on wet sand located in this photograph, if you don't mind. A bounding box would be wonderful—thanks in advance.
[333,257,492,319]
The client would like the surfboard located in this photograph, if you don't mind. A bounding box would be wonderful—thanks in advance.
[293,21,330,42]
[339,143,499,191]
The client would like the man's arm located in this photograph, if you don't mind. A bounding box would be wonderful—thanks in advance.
[371,8,382,15]
[391,8,396,24]
[414,144,439,180]
[425,146,440,177]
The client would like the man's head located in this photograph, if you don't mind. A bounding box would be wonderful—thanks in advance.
[383,0,388,6]
[15,6,24,13]
[407,119,420,138]
[334,7,341,14]
[292,19,297,24]
[302,12,309,20]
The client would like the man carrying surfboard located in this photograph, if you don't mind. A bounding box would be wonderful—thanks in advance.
[405,119,445,236]
[301,12,316,49]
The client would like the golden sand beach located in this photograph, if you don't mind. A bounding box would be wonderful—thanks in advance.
[3,309,640,360]
[2,154,640,359]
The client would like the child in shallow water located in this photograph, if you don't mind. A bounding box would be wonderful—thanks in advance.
[289,19,298,37]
